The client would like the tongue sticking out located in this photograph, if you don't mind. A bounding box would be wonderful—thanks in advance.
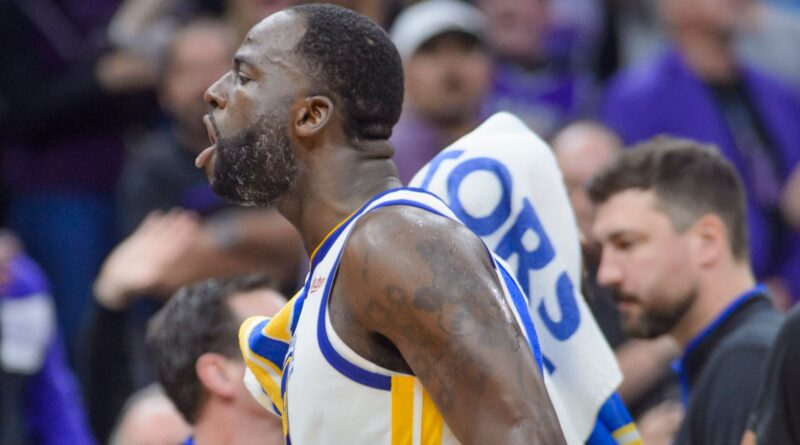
[195,145,216,169]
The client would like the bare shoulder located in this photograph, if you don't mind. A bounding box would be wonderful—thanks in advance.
[342,205,493,278]
[332,205,566,445]
[335,203,523,362]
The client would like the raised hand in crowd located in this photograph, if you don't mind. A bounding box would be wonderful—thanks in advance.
[94,209,201,310]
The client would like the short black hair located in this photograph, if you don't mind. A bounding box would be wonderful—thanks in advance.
[588,136,749,260]
[289,3,404,140]
[146,274,281,423]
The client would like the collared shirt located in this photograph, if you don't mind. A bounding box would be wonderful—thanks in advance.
[600,47,800,302]
[747,304,800,444]
[671,286,783,445]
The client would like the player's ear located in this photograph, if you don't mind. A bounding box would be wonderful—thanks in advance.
[196,352,237,399]
[295,96,334,138]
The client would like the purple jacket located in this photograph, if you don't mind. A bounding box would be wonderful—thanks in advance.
[3,255,95,445]
[600,48,800,299]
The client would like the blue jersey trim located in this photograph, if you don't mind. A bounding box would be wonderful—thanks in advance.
[290,288,306,332]
[313,193,452,391]
[309,187,407,273]
[317,247,393,390]
[672,284,767,404]
[314,190,545,391]
[497,262,544,372]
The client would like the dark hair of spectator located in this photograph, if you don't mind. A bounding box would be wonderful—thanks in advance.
[289,3,404,141]
[587,136,749,260]
[146,274,279,423]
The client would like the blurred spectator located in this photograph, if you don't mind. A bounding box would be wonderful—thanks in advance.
[600,0,800,304]
[552,122,680,422]
[93,210,203,311]
[109,0,197,60]
[599,0,665,73]
[225,0,298,41]
[589,137,783,445]
[0,0,158,352]
[109,384,191,445]
[737,0,800,92]
[113,16,302,285]
[0,233,95,445]
[742,304,800,445]
[782,168,800,230]
[314,0,405,30]
[389,0,492,183]
[552,121,624,343]
[548,0,605,68]
[86,206,299,440]
[116,18,234,236]
[83,20,301,440]
[147,275,285,445]
[108,0,222,60]
[552,121,621,253]
[109,0,294,58]
[477,0,592,137]
[113,18,302,290]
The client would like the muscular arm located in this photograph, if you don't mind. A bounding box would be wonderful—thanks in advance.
[335,207,566,445]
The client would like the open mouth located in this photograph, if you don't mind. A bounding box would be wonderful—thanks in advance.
[196,114,219,171]
[204,114,218,146]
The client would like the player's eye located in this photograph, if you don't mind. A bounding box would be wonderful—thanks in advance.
[237,71,250,85]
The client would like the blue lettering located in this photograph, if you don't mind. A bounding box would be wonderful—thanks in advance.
[495,199,555,291]
[419,150,465,190]
[537,272,581,341]
[495,199,580,342]
[447,157,513,236]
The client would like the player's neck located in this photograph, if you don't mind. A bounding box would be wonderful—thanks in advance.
[277,140,402,255]
[193,403,282,445]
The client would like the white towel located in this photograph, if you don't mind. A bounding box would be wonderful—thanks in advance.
[410,112,622,442]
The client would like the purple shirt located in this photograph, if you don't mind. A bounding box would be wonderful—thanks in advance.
[485,60,589,138]
[390,110,453,185]
[600,47,800,300]
[3,255,96,445]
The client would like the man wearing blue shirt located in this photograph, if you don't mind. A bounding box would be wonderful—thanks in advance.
[589,137,783,445]
[600,0,800,305]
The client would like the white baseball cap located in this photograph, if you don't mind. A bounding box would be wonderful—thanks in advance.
[390,0,486,61]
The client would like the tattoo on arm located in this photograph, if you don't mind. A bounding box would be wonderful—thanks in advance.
[363,237,528,413]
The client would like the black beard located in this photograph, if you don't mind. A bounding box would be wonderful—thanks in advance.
[211,110,297,207]
[622,289,697,339]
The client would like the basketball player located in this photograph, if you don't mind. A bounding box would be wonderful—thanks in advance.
[195,4,566,444]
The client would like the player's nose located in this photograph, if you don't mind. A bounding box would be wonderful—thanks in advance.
[204,73,228,110]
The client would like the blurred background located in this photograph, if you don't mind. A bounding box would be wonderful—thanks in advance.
[1,0,799,444]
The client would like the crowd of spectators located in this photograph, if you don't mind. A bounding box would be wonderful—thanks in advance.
[2,0,800,444]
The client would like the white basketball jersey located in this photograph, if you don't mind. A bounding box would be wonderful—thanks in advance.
[240,188,546,445]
